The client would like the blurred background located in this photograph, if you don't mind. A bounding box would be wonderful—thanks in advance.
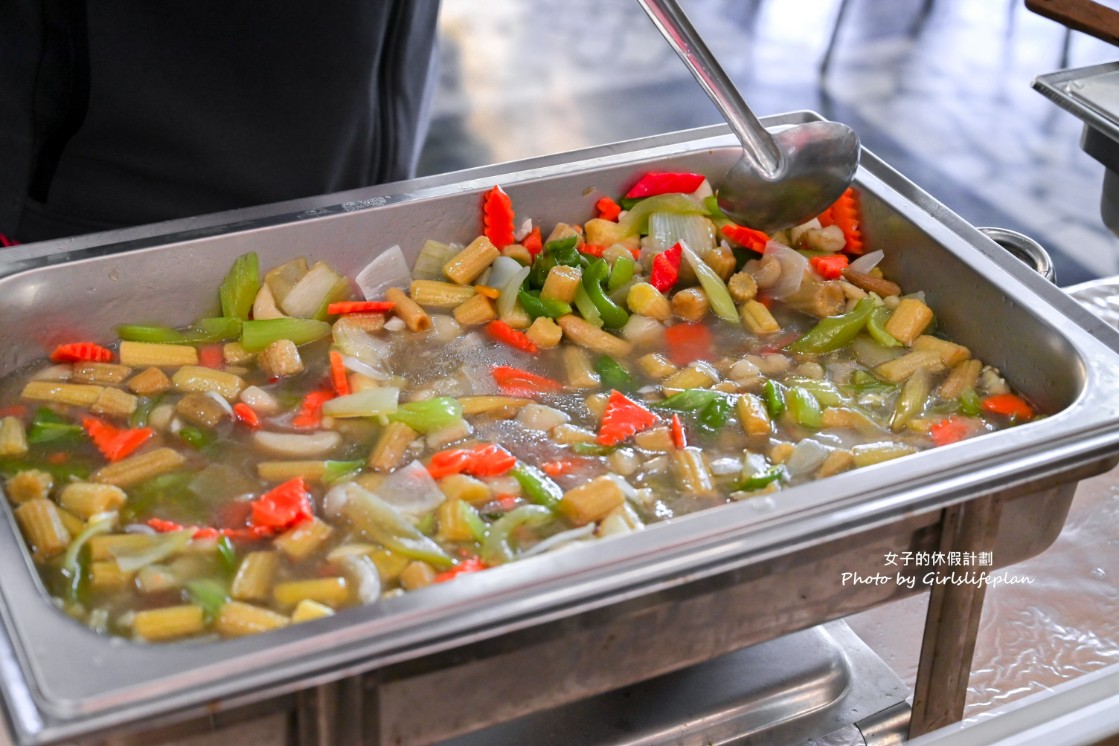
[417,0,1119,286]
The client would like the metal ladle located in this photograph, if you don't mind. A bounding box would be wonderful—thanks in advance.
[637,0,860,233]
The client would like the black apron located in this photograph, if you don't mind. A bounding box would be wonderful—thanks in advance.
[0,1,441,243]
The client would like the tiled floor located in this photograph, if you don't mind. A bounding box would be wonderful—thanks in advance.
[418,0,1119,286]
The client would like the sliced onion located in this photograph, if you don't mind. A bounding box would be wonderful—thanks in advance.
[112,530,193,573]
[204,390,234,417]
[519,523,597,559]
[356,245,412,300]
[515,217,533,242]
[323,481,362,520]
[647,212,716,254]
[487,256,524,293]
[332,323,392,374]
[497,265,530,319]
[763,241,808,299]
[280,261,348,318]
[340,354,391,381]
[785,439,831,477]
[849,249,884,274]
[411,240,457,281]
[123,523,157,535]
[336,553,382,604]
[376,460,445,516]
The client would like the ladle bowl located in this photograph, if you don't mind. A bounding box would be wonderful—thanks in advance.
[637,0,860,233]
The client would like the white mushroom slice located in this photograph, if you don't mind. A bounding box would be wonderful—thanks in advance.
[253,430,342,459]
[240,385,281,415]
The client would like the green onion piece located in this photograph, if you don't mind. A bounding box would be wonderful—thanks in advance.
[786,387,823,428]
[607,256,636,291]
[481,504,555,565]
[867,306,903,347]
[458,501,488,542]
[240,318,331,352]
[737,465,785,492]
[323,459,365,484]
[959,387,982,417]
[388,397,463,434]
[321,388,400,419]
[129,395,162,429]
[216,536,238,577]
[657,388,721,411]
[570,443,615,456]
[27,407,83,445]
[186,578,230,620]
[219,252,261,321]
[340,487,454,568]
[762,380,787,418]
[594,355,636,392]
[510,463,562,510]
[679,242,738,322]
[788,297,876,354]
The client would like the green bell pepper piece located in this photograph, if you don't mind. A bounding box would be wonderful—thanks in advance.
[762,380,786,418]
[510,463,562,510]
[737,465,785,492]
[657,388,722,412]
[867,306,903,347]
[582,258,629,329]
[697,395,731,434]
[518,289,571,319]
[786,387,823,428]
[787,297,876,354]
[607,256,636,291]
[594,355,636,392]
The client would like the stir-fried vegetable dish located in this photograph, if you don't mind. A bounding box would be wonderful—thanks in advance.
[0,174,1038,643]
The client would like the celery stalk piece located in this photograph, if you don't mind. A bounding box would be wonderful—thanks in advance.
[787,387,823,428]
[321,389,400,419]
[388,397,463,434]
[219,252,261,321]
[340,487,454,568]
[240,318,331,352]
[323,460,366,484]
[680,242,738,322]
[117,317,242,345]
[617,193,708,237]
[482,504,555,565]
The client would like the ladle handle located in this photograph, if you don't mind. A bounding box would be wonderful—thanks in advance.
[636,0,783,176]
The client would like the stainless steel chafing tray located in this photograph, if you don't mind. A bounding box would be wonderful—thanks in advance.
[2,112,1119,745]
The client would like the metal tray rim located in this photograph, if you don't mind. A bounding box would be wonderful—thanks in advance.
[2,112,1119,743]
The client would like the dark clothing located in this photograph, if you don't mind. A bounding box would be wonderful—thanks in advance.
[0,1,441,243]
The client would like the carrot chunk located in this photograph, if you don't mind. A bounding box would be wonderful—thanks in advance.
[51,342,114,364]
[483,185,516,248]
[597,390,658,446]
